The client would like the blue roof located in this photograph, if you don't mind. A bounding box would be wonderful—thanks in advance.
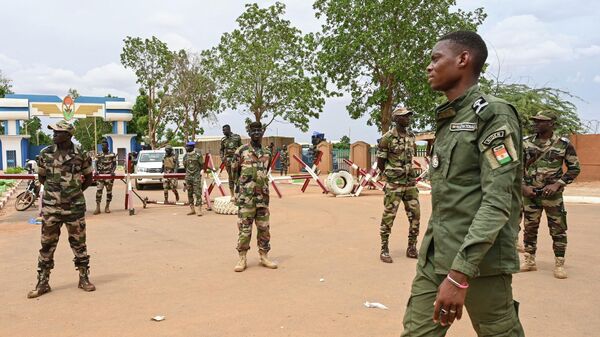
[4,94,125,103]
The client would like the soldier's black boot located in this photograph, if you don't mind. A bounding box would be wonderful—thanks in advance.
[27,268,51,298]
[77,266,96,292]
[406,243,418,259]
[380,243,393,263]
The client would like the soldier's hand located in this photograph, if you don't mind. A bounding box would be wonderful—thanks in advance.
[433,270,468,326]
[542,182,561,197]
[522,185,536,198]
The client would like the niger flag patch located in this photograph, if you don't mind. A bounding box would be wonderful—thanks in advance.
[492,144,512,165]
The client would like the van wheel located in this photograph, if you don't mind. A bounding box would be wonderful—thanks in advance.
[135,181,144,190]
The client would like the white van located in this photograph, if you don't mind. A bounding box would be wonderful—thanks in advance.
[134,149,165,190]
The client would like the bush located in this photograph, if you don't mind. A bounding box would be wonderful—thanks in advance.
[5,167,25,174]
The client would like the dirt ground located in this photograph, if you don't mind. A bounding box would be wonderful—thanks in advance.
[1,179,599,337]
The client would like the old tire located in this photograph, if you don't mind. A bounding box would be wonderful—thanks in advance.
[213,196,238,215]
[327,170,355,196]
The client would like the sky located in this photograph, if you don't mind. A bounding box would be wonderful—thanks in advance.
[1,0,599,144]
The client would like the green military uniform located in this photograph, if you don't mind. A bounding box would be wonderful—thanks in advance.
[183,149,204,208]
[162,150,179,201]
[376,127,420,253]
[232,144,272,253]
[401,85,525,336]
[36,143,93,270]
[95,151,117,203]
[220,133,242,193]
[522,132,580,258]
[279,148,289,175]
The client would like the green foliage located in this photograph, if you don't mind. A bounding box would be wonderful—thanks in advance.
[204,2,330,132]
[333,135,351,149]
[167,50,219,142]
[4,167,24,174]
[21,116,52,146]
[0,70,12,98]
[73,117,113,152]
[121,36,175,148]
[68,88,80,99]
[314,0,486,133]
[481,78,582,136]
[129,89,150,142]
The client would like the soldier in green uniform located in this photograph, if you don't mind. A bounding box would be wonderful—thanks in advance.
[520,110,580,279]
[279,146,289,176]
[220,124,242,199]
[377,107,421,262]
[161,145,179,203]
[231,122,278,272]
[28,120,96,298]
[183,141,204,216]
[94,138,117,214]
[400,31,525,336]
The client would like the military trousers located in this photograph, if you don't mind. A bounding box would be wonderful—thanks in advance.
[225,162,235,191]
[236,206,271,253]
[380,185,420,250]
[401,246,524,337]
[95,179,114,203]
[523,192,567,257]
[185,176,203,206]
[37,213,90,270]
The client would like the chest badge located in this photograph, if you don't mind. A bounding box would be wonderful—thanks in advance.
[431,154,439,169]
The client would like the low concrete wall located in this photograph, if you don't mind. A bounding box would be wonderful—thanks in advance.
[570,134,600,182]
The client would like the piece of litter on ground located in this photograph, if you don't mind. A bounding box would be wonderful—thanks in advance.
[151,316,166,321]
[364,301,388,310]
[319,278,325,282]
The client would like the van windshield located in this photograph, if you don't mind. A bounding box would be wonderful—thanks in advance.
[138,153,165,162]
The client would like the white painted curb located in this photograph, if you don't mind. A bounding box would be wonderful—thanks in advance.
[0,180,22,209]
[564,196,600,204]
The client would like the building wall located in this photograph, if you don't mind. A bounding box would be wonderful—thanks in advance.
[570,134,600,181]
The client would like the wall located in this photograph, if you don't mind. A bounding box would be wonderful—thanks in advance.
[195,136,295,169]
[570,134,600,181]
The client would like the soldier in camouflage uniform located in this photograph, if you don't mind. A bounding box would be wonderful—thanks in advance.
[232,122,278,272]
[161,145,179,203]
[94,138,117,215]
[279,146,289,176]
[183,141,204,216]
[520,110,581,279]
[377,107,421,262]
[28,120,96,299]
[220,124,243,199]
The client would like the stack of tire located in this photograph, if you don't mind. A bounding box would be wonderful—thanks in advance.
[326,170,355,196]
[213,196,238,215]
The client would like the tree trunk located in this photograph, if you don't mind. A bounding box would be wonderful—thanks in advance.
[380,87,394,134]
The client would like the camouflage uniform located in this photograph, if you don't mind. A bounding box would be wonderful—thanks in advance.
[522,134,580,257]
[162,152,179,199]
[280,148,289,175]
[377,128,421,251]
[220,133,242,192]
[183,149,204,207]
[95,151,117,203]
[232,144,272,253]
[36,144,93,270]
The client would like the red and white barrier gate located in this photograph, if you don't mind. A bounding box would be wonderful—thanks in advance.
[343,159,384,196]
[291,153,329,194]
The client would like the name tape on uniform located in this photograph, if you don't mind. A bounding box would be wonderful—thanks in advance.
[450,122,477,132]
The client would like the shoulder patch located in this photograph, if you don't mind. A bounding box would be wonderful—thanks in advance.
[472,97,489,114]
[482,130,506,146]
[450,122,477,132]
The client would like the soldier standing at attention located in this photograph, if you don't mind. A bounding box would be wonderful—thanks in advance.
[220,124,242,199]
[94,138,116,214]
[28,120,96,298]
[183,141,204,216]
[280,146,289,176]
[520,110,580,279]
[400,31,525,336]
[232,122,278,272]
[162,145,179,203]
[377,107,421,262]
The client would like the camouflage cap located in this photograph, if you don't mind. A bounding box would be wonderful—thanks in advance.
[165,144,173,150]
[48,120,75,135]
[530,110,557,121]
[392,107,413,117]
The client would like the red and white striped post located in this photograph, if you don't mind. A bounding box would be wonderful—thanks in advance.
[291,154,329,194]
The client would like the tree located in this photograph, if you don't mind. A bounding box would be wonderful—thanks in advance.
[68,88,80,99]
[0,70,12,98]
[121,36,175,148]
[167,50,219,142]
[481,78,582,136]
[333,135,351,149]
[129,89,150,143]
[73,118,113,152]
[204,2,330,131]
[21,116,52,146]
[314,0,486,133]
